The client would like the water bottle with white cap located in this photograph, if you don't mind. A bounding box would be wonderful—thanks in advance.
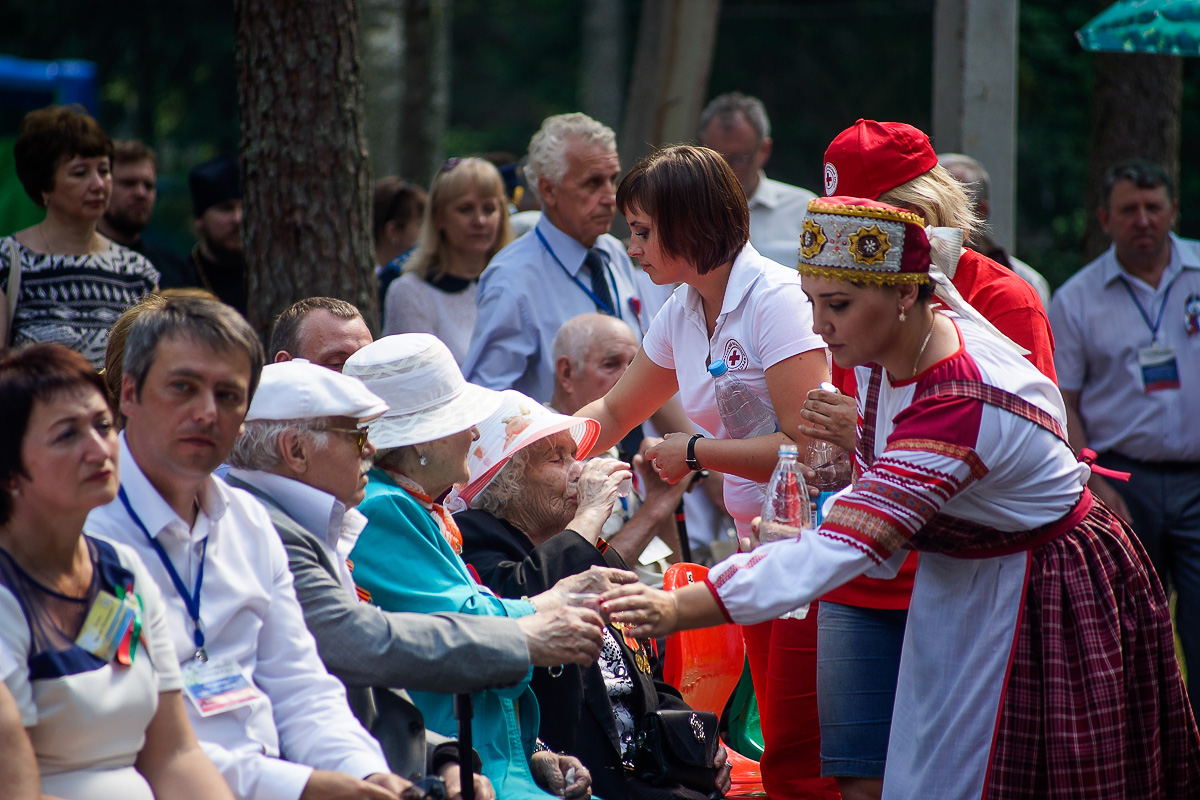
[708,359,777,439]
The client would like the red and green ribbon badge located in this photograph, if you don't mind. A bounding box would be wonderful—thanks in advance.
[113,583,144,666]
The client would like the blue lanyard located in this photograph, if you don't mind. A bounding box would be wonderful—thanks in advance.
[1118,274,1177,343]
[535,227,620,317]
[118,485,208,661]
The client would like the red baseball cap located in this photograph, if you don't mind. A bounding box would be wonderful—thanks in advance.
[822,119,938,200]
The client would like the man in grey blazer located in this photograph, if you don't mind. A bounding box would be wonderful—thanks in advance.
[225,359,605,798]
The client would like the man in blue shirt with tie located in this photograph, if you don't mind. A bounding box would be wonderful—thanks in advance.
[463,113,647,402]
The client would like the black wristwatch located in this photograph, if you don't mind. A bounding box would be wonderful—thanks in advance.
[685,434,705,471]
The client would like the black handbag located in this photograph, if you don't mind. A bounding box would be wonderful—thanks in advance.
[632,709,720,794]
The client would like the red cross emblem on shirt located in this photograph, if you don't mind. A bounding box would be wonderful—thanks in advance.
[724,339,748,370]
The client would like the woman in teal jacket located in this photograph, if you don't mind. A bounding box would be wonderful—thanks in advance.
[346,333,603,800]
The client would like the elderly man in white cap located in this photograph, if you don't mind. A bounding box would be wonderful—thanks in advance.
[225,359,608,799]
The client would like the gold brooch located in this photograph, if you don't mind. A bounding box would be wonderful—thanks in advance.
[848,225,890,266]
[800,218,827,260]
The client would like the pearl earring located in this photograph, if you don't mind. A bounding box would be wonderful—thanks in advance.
[419,451,428,467]
[899,308,907,323]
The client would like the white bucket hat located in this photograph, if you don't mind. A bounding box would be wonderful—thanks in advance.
[246,359,388,423]
[450,389,600,510]
[343,334,502,449]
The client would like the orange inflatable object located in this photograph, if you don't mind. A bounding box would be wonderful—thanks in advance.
[662,563,766,797]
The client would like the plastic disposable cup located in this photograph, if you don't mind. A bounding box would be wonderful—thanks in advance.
[563,592,600,609]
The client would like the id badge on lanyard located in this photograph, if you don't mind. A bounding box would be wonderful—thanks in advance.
[1119,276,1182,394]
[1137,344,1181,393]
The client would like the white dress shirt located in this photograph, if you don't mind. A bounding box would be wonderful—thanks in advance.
[87,435,388,800]
[225,468,365,595]
[747,173,816,268]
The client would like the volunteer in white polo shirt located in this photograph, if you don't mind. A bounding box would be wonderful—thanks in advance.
[577,145,835,800]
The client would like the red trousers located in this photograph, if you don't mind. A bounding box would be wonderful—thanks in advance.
[743,602,842,800]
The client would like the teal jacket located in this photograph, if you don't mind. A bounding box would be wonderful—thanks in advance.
[351,469,553,800]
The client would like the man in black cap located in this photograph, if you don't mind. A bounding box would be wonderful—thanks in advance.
[189,155,247,313]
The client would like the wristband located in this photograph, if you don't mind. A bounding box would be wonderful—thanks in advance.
[685,434,705,471]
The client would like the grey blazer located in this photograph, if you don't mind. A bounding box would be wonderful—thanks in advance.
[226,475,530,779]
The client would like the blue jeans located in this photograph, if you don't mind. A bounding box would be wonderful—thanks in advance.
[815,601,907,779]
[1099,452,1200,717]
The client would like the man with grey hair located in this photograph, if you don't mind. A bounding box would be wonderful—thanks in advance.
[87,296,414,800]
[224,360,605,794]
[938,152,1052,307]
[698,92,816,264]
[462,112,648,401]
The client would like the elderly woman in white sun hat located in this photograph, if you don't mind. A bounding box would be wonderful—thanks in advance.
[344,334,631,800]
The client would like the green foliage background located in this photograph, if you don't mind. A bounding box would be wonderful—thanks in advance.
[1,0,1197,288]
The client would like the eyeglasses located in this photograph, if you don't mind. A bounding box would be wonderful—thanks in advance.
[721,150,760,168]
[324,427,370,454]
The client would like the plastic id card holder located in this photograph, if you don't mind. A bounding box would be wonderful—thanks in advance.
[1138,344,1181,393]
[182,658,262,717]
[75,590,137,662]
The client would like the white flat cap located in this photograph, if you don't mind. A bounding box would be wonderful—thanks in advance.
[246,359,389,423]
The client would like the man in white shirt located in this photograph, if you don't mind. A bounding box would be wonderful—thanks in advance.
[698,92,815,266]
[87,295,411,800]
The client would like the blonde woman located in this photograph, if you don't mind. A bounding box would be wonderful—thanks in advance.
[383,157,514,363]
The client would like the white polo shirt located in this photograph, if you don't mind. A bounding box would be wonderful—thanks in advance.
[641,243,825,528]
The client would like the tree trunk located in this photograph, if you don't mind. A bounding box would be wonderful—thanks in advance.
[233,0,377,339]
[1083,51,1182,262]
[580,0,626,132]
[399,0,450,185]
[620,0,720,168]
[361,0,405,181]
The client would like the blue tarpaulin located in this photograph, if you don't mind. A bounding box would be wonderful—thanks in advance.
[1077,0,1200,55]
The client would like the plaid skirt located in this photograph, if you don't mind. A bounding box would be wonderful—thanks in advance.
[983,498,1200,797]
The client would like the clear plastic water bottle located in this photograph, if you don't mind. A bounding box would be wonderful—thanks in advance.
[759,444,811,544]
[759,444,811,619]
[708,359,777,439]
[805,439,852,526]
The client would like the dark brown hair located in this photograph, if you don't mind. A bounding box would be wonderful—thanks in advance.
[112,139,157,170]
[0,344,109,524]
[616,145,749,275]
[13,105,113,207]
[269,296,363,360]
[372,177,428,244]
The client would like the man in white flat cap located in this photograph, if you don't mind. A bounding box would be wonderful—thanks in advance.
[224,359,606,798]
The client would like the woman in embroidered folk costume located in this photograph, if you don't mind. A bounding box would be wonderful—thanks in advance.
[601,197,1200,799]
[0,344,231,800]
[346,333,617,800]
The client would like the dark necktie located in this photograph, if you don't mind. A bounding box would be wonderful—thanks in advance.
[583,248,615,315]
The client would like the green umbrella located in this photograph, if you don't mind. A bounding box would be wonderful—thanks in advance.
[1076,0,1200,55]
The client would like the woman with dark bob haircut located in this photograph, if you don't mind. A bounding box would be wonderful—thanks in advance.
[0,343,232,800]
[577,145,838,799]
[1,106,159,368]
